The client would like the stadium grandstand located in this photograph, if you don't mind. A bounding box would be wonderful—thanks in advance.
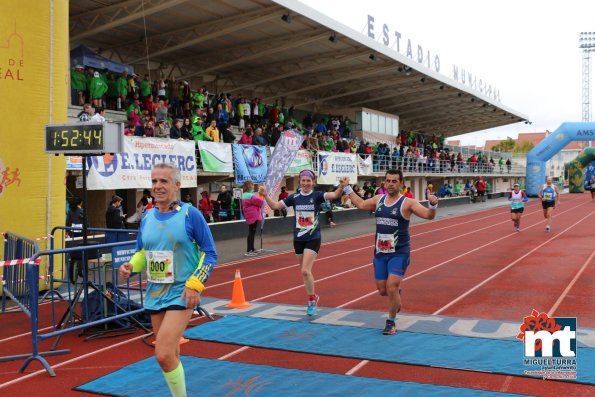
[64,0,528,228]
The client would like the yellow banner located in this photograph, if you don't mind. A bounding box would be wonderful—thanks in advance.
[0,1,69,282]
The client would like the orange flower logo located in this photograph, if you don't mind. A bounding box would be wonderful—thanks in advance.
[517,309,561,352]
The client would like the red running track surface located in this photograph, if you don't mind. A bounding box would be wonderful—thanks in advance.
[0,194,593,396]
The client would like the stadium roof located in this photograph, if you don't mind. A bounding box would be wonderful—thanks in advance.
[69,0,528,137]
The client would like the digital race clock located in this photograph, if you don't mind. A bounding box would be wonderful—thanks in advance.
[45,122,124,154]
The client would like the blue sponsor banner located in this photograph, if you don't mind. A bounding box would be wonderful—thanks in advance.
[111,242,137,268]
[232,144,267,184]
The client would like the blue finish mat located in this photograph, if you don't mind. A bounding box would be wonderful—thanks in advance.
[184,316,595,385]
[75,355,530,397]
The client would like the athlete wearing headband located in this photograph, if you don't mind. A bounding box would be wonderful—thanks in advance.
[259,170,344,316]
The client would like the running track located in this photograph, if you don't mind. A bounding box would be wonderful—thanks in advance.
[0,194,593,396]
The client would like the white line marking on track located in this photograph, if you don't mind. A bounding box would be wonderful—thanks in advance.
[432,209,595,315]
[345,359,369,375]
[217,346,251,360]
[548,249,595,316]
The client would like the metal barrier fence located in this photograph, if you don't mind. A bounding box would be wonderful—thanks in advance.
[1,232,39,314]
[0,229,149,376]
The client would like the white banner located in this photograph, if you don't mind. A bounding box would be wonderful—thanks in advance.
[197,141,234,173]
[317,151,358,185]
[357,154,372,176]
[86,137,197,190]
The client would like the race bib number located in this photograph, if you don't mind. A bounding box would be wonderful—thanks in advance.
[296,211,315,232]
[145,251,174,283]
[543,192,553,200]
[71,223,83,233]
[376,233,396,254]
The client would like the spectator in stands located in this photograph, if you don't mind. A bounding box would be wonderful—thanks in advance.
[89,72,108,108]
[143,119,155,137]
[238,128,253,145]
[498,157,504,173]
[253,127,267,146]
[215,103,229,133]
[216,185,232,222]
[154,119,169,138]
[205,120,220,142]
[116,71,129,110]
[457,152,464,172]
[71,65,87,106]
[241,180,264,256]
[180,118,193,140]
[307,133,319,151]
[90,107,106,123]
[155,100,168,123]
[191,118,209,141]
[127,98,141,118]
[169,119,182,139]
[404,186,414,199]
[391,146,400,169]
[198,191,213,222]
[78,103,93,122]
[221,123,235,144]
[506,158,512,174]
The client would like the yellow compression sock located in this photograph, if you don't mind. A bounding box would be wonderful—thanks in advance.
[163,361,186,397]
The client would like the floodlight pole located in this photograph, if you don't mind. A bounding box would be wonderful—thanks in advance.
[580,32,595,147]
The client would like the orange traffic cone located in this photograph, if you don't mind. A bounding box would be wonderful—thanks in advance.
[225,269,251,309]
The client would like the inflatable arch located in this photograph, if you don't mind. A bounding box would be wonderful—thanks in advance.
[566,147,595,193]
[525,122,595,196]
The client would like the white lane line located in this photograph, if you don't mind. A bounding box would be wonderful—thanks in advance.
[433,209,595,315]
[548,249,595,316]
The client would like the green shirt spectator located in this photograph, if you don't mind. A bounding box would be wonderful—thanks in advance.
[140,76,152,98]
[117,74,129,97]
[71,68,86,91]
[89,73,108,99]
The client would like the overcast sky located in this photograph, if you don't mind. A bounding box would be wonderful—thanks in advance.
[298,0,595,146]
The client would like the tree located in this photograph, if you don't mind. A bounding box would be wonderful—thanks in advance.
[492,137,515,152]
[514,141,535,153]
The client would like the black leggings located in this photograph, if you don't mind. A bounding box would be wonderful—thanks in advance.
[247,221,259,252]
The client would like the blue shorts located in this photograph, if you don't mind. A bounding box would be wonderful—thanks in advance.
[374,254,410,279]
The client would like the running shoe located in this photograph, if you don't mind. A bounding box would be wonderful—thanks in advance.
[245,251,258,257]
[382,319,397,335]
[306,294,319,316]
[516,227,520,232]
[546,226,551,232]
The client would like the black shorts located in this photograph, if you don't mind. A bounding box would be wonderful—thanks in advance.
[542,201,555,209]
[146,304,187,315]
[511,208,524,214]
[293,239,321,255]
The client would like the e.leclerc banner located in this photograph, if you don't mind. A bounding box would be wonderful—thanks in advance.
[232,144,268,184]
[265,129,304,197]
[317,151,357,185]
[86,137,197,189]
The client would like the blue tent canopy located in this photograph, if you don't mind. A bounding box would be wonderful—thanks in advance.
[70,45,134,75]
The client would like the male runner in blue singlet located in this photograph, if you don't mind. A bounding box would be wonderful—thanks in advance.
[120,163,217,397]
[341,170,438,335]
[537,176,560,232]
